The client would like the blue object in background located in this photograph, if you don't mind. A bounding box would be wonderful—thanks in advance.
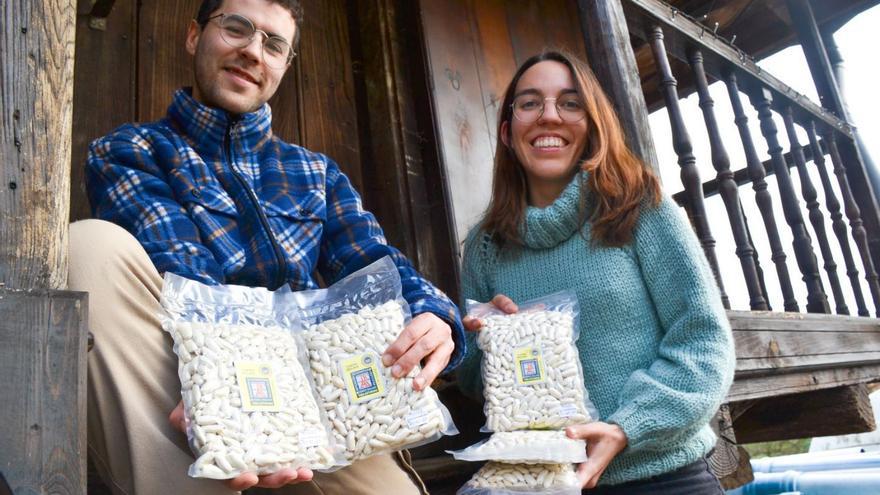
[727,450,880,495]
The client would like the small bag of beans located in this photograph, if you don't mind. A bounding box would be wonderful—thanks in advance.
[467,291,598,432]
[160,273,343,479]
[278,256,458,463]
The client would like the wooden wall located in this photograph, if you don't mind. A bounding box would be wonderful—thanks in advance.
[418,0,588,253]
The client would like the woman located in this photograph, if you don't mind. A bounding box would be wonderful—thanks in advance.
[457,51,735,494]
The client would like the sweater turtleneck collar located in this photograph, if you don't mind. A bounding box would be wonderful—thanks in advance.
[166,88,273,160]
[521,172,586,249]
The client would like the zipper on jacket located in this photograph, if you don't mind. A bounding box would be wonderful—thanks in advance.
[224,118,288,289]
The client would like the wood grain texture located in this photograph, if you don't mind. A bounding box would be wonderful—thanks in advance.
[296,0,362,188]
[0,0,76,290]
[732,384,875,443]
[0,289,88,494]
[69,0,136,222]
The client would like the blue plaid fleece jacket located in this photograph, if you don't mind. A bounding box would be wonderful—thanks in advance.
[86,88,465,368]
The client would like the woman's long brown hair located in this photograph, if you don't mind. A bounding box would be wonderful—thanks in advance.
[481,51,660,247]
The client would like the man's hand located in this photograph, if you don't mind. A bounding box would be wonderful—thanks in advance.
[381,312,454,391]
[168,400,313,490]
[462,294,518,332]
[565,422,628,489]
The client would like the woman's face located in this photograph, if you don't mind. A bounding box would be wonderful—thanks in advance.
[503,60,588,197]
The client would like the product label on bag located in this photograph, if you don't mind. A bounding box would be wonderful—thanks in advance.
[340,352,386,403]
[235,361,281,412]
[514,345,546,385]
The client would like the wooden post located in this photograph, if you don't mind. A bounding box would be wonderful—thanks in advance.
[0,0,86,492]
[576,0,660,175]
[786,0,880,275]
[1,0,76,290]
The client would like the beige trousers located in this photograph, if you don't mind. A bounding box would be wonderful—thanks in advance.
[70,219,428,495]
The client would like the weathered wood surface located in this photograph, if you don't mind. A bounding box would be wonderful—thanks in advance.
[0,289,88,494]
[348,0,458,298]
[577,0,660,173]
[70,0,136,222]
[1,0,76,290]
[728,310,880,401]
[731,384,875,443]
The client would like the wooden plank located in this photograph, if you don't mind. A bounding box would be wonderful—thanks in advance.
[728,362,880,401]
[296,0,362,188]
[736,351,880,375]
[470,0,517,146]
[734,330,880,360]
[578,0,660,172]
[70,0,136,222]
[347,0,458,297]
[732,384,875,443]
[728,309,880,332]
[0,0,76,290]
[0,289,88,493]
[137,0,197,122]
[419,0,496,249]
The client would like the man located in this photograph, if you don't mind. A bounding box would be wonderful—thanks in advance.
[70,0,464,493]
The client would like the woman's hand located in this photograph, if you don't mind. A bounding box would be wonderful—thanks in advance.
[168,400,314,490]
[566,422,628,489]
[462,294,518,332]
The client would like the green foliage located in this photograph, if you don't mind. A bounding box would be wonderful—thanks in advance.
[743,438,812,459]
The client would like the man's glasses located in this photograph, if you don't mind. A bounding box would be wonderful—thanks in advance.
[511,94,587,123]
[207,13,295,69]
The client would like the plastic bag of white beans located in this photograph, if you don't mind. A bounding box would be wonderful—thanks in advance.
[456,462,581,495]
[448,430,587,464]
[160,273,343,479]
[278,256,459,463]
[467,291,598,432]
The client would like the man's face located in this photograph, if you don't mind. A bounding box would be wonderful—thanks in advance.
[186,0,297,114]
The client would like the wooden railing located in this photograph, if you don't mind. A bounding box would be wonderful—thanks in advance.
[624,0,880,318]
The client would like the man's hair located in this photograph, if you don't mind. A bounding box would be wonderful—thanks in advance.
[195,0,303,49]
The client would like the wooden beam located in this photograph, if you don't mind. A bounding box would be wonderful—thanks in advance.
[726,310,880,401]
[1,0,76,290]
[622,0,851,138]
[576,0,660,174]
[0,289,88,493]
[732,384,875,443]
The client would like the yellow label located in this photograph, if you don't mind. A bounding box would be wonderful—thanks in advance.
[235,361,282,412]
[340,352,385,403]
[514,346,545,385]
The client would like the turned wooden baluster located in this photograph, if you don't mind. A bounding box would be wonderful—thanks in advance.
[689,48,767,310]
[824,132,880,316]
[649,26,729,308]
[725,72,798,311]
[750,87,829,313]
[782,108,848,314]
[806,122,868,315]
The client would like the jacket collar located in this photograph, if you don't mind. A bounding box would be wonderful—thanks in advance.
[165,88,274,160]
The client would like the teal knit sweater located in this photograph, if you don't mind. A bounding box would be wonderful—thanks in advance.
[457,174,735,486]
